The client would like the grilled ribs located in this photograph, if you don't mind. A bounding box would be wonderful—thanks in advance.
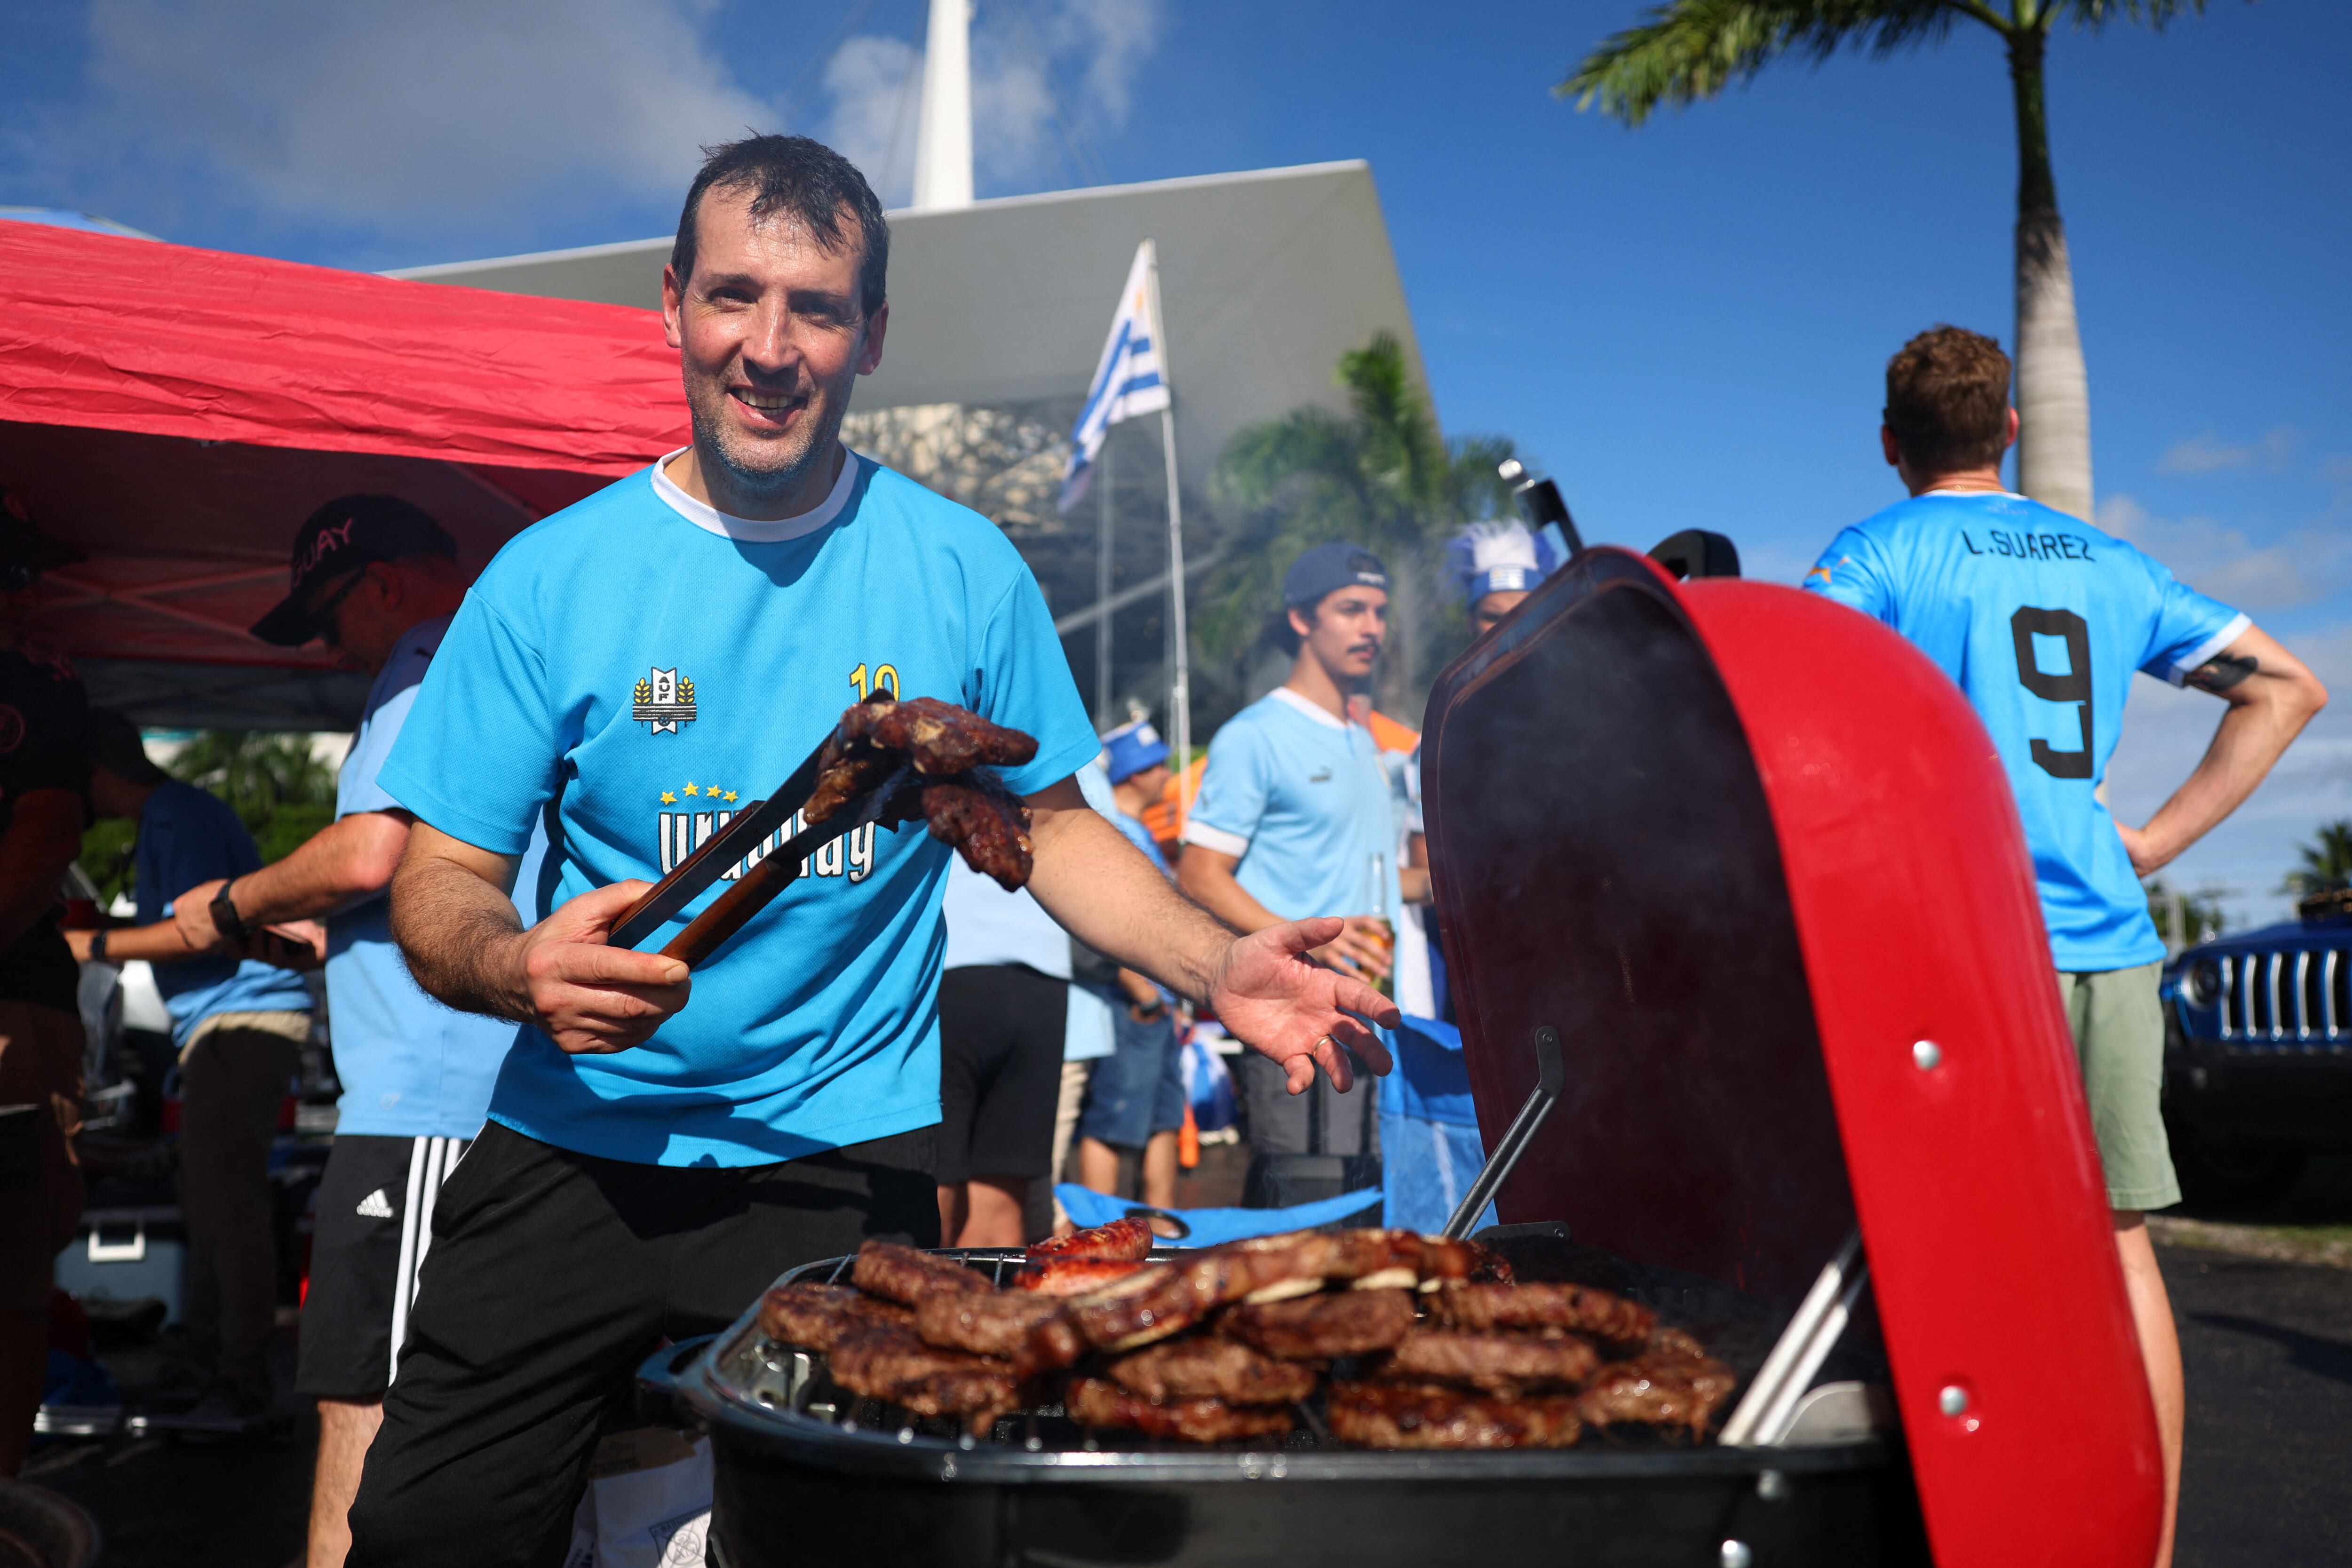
[805,698,1037,825]
[1573,1353,1738,1437]
[758,1282,912,1350]
[826,1321,1024,1435]
[1381,1328,1601,1394]
[1220,1289,1415,1360]
[850,1241,990,1306]
[1014,1258,1147,1297]
[1326,1381,1584,1450]
[1107,1337,1318,1406]
[917,778,1033,891]
[1065,1377,1296,1443]
[1428,1281,1657,1351]
[914,1290,1083,1377]
[1027,1217,1155,1265]
[1070,1228,1478,1352]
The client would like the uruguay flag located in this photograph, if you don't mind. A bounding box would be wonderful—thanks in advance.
[1060,239,1171,511]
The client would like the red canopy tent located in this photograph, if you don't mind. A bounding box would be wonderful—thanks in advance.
[0,219,689,727]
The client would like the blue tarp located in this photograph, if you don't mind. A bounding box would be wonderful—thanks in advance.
[1055,1182,1379,1246]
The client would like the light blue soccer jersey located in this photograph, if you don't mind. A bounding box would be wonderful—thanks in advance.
[1805,491,2247,971]
[135,781,314,1047]
[377,452,1099,1167]
[326,613,532,1139]
[1182,688,1404,923]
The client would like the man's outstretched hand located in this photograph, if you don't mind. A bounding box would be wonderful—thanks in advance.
[512,880,691,1055]
[1209,916,1398,1095]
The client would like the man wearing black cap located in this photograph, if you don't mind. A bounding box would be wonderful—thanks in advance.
[153,495,537,1565]
[1179,542,1404,1166]
[0,490,93,1477]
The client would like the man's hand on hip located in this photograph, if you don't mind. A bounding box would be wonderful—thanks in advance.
[1211,916,1398,1095]
[515,881,691,1055]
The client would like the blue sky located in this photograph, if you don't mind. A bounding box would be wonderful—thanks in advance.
[3,0,2345,925]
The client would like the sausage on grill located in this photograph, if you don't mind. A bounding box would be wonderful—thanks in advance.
[914,1289,1083,1377]
[1107,1336,1318,1407]
[1026,1216,1155,1265]
[850,1241,990,1306]
[1220,1289,1416,1361]
[1381,1328,1601,1395]
[826,1321,1024,1435]
[1573,1353,1739,1437]
[1427,1281,1656,1350]
[758,1282,912,1350]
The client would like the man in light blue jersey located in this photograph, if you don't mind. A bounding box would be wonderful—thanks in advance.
[169,494,533,1567]
[1180,543,1403,1165]
[1805,325,2328,1568]
[80,713,316,1433]
[346,136,1393,1566]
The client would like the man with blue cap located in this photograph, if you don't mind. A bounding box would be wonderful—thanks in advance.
[1073,718,1185,1210]
[1179,542,1401,1165]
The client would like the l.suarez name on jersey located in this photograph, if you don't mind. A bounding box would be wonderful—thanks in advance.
[1962,527,2097,564]
[656,805,878,885]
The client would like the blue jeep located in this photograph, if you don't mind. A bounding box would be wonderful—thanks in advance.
[2160,891,2352,1202]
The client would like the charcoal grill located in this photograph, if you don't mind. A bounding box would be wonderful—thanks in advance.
[640,548,2160,1568]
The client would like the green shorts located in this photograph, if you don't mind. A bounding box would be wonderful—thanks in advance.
[2056,962,2180,1212]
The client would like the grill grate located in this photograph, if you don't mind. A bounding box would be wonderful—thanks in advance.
[2217,947,2352,1049]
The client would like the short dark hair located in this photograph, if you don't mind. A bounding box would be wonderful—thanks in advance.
[670,135,890,318]
[1884,326,2012,476]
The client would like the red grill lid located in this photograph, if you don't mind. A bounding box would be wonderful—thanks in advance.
[1422,549,2160,1568]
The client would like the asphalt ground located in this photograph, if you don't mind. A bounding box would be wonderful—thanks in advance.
[16,1210,2348,1565]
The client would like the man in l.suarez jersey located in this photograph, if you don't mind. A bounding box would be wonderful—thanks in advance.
[1805,325,2328,1568]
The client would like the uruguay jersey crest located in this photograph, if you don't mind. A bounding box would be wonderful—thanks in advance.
[633,666,697,734]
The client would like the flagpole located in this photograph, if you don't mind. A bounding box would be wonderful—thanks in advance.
[1094,439,1114,727]
[1141,242,1192,814]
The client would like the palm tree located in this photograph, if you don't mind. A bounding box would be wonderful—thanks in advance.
[1562,1,2219,523]
[1205,334,1517,720]
[2283,819,2352,897]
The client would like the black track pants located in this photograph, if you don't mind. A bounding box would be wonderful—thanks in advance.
[345,1120,938,1568]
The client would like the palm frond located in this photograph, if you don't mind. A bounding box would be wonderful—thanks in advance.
[1560,0,1971,127]
[2052,0,2209,30]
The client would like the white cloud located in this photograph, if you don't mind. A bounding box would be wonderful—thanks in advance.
[2096,493,2352,615]
[2155,426,2296,476]
[821,0,1163,203]
[50,0,774,243]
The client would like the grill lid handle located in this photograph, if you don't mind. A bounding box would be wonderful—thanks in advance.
[1441,1024,1565,1239]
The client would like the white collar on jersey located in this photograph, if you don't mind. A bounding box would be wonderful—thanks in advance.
[1920,487,2028,501]
[651,446,861,542]
[1267,685,1352,731]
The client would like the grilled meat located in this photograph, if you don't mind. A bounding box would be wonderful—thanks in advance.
[1573,1353,1738,1437]
[1014,1258,1147,1297]
[1069,1246,1263,1351]
[914,1290,1083,1377]
[1382,1328,1600,1394]
[843,697,1039,775]
[758,1282,912,1350]
[1427,1281,1656,1350]
[918,778,1033,891]
[1220,1289,1415,1361]
[826,1321,1024,1435]
[1027,1217,1155,1265]
[1326,1381,1583,1450]
[850,1241,990,1307]
[1645,1327,1709,1362]
[805,698,1038,826]
[1066,1377,1296,1443]
[1225,1228,1483,1303]
[1107,1337,1318,1406]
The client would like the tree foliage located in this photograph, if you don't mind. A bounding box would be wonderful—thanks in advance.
[1561,1,2210,127]
[2144,876,2225,949]
[1201,334,1518,718]
[2282,819,2352,898]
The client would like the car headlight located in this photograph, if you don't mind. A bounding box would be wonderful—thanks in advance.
[2183,956,2222,1008]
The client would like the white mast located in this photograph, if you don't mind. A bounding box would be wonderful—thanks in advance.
[911,0,974,211]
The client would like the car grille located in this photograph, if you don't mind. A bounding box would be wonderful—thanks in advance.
[2214,947,2352,1050]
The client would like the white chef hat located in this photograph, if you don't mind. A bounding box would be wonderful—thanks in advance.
[1443,519,1562,609]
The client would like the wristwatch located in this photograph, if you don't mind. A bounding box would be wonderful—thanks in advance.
[88,928,108,962]
[209,880,251,942]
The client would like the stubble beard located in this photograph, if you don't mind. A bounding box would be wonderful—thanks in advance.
[687,375,851,511]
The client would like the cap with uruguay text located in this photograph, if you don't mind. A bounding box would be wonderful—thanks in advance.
[250,495,455,647]
[1282,541,1387,611]
[1101,718,1170,784]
